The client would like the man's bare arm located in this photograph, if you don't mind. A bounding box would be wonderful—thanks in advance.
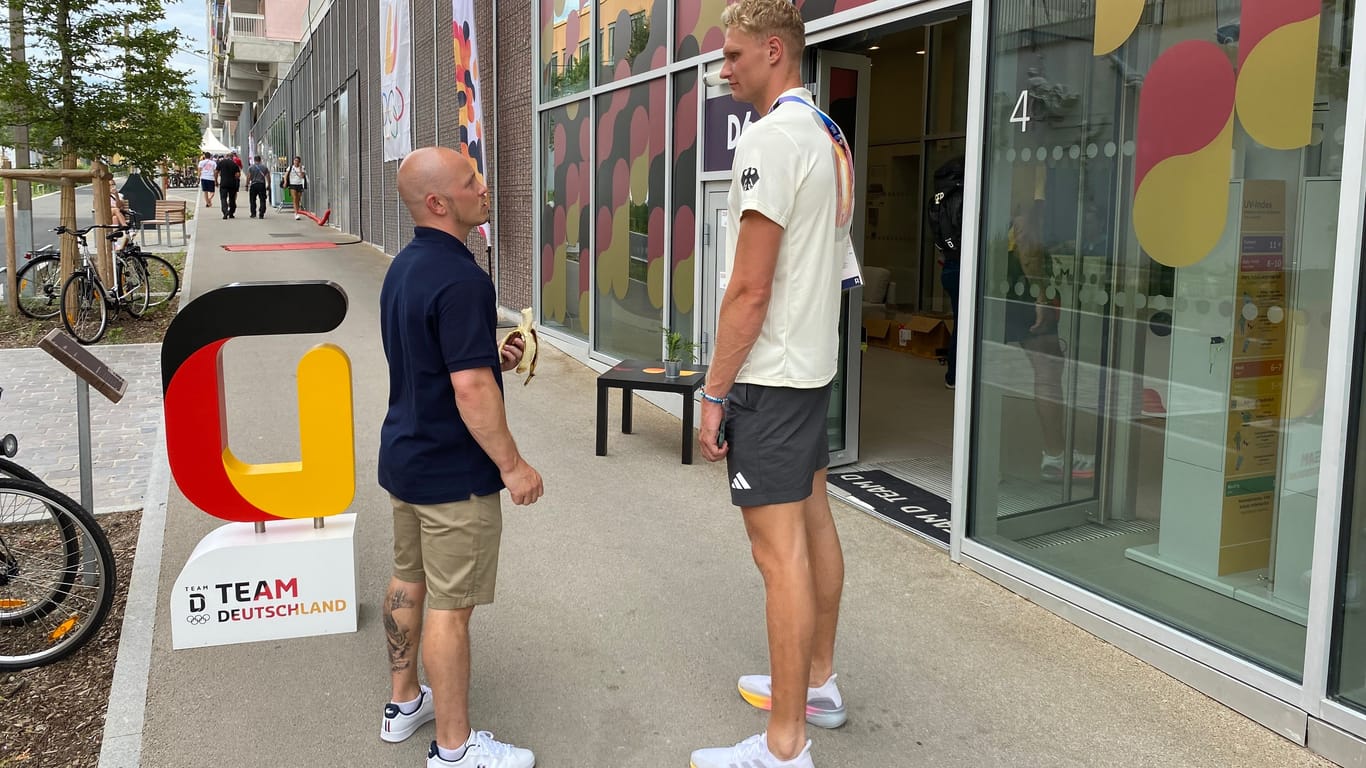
[703,211,784,398]
[450,367,543,504]
[451,367,520,470]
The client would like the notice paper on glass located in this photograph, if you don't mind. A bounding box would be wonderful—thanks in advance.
[842,236,863,291]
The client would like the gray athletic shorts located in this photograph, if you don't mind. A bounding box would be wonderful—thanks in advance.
[724,382,832,507]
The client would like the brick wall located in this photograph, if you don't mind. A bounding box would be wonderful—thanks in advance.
[496,0,533,311]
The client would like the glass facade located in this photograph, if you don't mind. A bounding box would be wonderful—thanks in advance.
[972,0,1353,681]
[540,103,592,340]
[594,79,667,360]
[671,68,699,344]
[540,0,591,100]
[599,0,666,83]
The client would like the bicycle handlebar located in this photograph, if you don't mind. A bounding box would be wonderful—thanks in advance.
[51,224,126,237]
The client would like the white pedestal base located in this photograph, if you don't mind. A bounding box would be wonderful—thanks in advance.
[170,514,358,649]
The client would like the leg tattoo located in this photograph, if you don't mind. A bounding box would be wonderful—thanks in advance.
[384,589,417,672]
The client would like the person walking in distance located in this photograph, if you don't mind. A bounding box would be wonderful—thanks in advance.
[215,152,242,219]
[693,2,853,766]
[286,156,308,219]
[198,151,217,207]
[246,155,272,219]
[378,146,542,768]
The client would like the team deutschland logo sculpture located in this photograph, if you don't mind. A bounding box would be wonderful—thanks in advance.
[161,281,359,649]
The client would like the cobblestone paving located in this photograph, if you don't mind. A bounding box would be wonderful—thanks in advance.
[0,343,162,513]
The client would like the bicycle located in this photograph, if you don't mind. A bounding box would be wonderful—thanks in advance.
[116,215,181,311]
[14,244,63,320]
[0,387,116,671]
[54,223,150,344]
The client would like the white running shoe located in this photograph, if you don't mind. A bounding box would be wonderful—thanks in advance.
[690,733,814,768]
[737,674,847,729]
[380,684,435,743]
[427,731,535,768]
[294,213,301,220]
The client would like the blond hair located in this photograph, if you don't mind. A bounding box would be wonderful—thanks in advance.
[721,0,806,55]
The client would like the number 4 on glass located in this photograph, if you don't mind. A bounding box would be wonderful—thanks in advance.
[1010,90,1031,133]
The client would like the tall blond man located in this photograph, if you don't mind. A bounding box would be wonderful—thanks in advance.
[693,1,854,767]
[378,147,543,768]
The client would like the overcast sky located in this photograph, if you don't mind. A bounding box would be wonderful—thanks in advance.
[162,0,212,116]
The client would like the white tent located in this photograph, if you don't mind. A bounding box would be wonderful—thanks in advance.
[200,128,233,154]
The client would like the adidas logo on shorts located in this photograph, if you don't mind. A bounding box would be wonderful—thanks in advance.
[731,473,752,490]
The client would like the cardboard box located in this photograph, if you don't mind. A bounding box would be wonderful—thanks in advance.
[864,313,952,359]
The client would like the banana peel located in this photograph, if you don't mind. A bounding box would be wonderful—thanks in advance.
[499,307,539,385]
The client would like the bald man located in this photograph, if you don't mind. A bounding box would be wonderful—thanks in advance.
[377,147,541,768]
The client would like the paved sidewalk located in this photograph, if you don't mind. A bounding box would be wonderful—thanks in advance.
[102,205,1335,768]
[0,344,162,512]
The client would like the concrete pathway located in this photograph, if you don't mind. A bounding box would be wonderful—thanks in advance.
[94,202,1336,768]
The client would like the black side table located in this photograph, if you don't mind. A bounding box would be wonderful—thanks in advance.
[596,360,708,464]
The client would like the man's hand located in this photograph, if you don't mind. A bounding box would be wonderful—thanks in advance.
[1030,303,1050,334]
[698,398,728,462]
[499,336,525,372]
[502,456,544,505]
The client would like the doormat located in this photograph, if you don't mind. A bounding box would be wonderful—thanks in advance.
[826,469,950,547]
[221,242,338,251]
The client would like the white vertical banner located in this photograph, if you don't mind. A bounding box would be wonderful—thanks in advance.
[451,0,486,191]
[380,0,413,161]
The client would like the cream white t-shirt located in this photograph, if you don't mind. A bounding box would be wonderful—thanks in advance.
[725,88,854,388]
[198,159,217,180]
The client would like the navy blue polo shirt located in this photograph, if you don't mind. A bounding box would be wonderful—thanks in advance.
[378,226,503,504]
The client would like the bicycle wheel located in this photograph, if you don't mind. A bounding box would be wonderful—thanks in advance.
[60,271,108,344]
[0,458,40,483]
[140,254,180,311]
[116,255,150,317]
[16,254,61,320]
[0,478,114,671]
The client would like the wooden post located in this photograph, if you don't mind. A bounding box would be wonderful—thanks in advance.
[3,157,15,316]
[59,153,77,282]
[92,160,112,287]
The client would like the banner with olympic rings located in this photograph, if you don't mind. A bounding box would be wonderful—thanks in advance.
[380,0,413,161]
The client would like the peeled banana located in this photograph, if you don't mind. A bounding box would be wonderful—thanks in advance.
[498,307,539,385]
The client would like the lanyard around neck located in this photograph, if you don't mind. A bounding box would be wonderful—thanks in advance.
[773,95,851,155]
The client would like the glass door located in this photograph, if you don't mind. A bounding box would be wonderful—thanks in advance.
[815,50,870,467]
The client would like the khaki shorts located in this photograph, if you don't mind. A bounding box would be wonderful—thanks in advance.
[390,493,503,610]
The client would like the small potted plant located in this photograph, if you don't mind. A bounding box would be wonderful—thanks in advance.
[662,326,697,378]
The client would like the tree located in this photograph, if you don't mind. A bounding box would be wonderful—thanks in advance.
[0,0,199,279]
[0,0,199,169]
[625,13,649,67]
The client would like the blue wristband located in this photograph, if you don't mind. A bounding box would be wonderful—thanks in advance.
[701,391,727,405]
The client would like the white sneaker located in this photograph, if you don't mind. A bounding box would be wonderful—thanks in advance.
[427,731,535,767]
[1040,451,1095,482]
[380,684,435,743]
[294,213,301,220]
[690,733,814,768]
[737,674,847,729]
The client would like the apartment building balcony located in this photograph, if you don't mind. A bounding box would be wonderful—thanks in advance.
[214,0,302,72]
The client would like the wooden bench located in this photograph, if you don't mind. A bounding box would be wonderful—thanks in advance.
[140,200,188,246]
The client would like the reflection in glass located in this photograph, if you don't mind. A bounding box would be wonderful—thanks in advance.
[540,0,591,100]
[671,69,699,344]
[540,104,591,340]
[971,0,1352,681]
[595,80,667,360]
[599,0,666,84]
[675,0,727,60]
